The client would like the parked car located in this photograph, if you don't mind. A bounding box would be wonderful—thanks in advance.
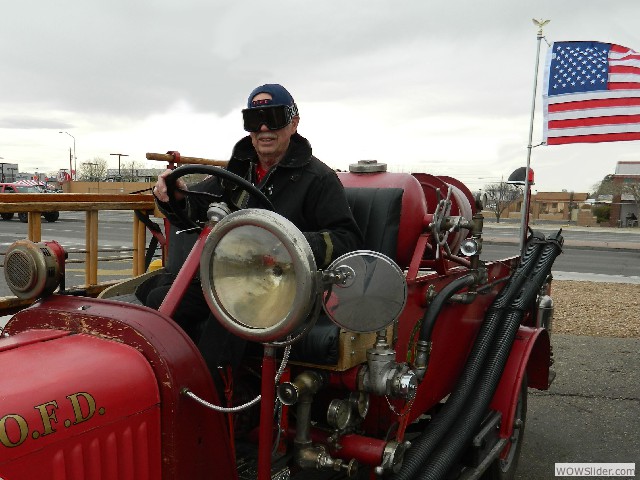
[0,182,60,222]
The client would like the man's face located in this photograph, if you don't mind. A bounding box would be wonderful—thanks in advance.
[249,93,299,163]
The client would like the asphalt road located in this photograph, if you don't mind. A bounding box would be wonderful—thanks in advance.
[516,334,639,480]
[2,213,640,293]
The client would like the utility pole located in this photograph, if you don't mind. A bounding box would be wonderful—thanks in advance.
[59,132,76,180]
[110,153,129,180]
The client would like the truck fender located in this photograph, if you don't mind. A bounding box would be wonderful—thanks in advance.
[490,326,550,438]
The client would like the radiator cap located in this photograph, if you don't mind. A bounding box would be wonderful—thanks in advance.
[349,160,387,173]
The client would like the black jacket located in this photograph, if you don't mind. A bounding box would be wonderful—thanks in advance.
[157,133,362,268]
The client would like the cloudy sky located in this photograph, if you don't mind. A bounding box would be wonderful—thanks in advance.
[1,0,639,193]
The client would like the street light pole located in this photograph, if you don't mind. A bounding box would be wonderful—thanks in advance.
[110,153,129,180]
[59,131,76,180]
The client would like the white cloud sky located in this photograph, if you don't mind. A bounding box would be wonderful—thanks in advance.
[1,0,639,192]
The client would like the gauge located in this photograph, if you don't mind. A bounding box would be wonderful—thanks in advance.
[327,399,353,430]
[349,391,370,419]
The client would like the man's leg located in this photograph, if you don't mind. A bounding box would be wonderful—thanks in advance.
[145,281,210,343]
[198,317,247,374]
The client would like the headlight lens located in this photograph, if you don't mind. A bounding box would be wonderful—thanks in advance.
[200,209,316,342]
[211,225,297,329]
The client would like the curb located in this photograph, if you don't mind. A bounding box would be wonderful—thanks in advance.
[483,237,640,252]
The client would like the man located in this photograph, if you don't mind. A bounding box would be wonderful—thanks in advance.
[148,83,363,372]
[153,83,361,268]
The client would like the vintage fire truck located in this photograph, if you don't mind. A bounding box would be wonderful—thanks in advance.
[0,160,562,479]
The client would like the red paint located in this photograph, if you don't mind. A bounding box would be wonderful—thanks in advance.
[0,166,555,478]
[258,349,277,480]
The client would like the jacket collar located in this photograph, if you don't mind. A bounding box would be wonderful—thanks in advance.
[231,132,313,169]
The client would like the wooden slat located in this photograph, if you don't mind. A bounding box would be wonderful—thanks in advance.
[0,193,155,213]
[136,214,146,275]
[146,152,228,167]
[85,211,99,285]
[28,212,42,242]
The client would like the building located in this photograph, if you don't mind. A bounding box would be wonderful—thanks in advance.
[104,168,165,182]
[505,191,596,226]
[530,191,592,223]
[609,161,640,227]
[0,162,19,183]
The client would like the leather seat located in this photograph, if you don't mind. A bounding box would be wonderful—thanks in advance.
[290,187,404,365]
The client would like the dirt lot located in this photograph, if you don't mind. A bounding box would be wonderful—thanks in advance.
[552,280,640,338]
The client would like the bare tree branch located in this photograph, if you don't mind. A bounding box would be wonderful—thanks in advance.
[483,181,521,223]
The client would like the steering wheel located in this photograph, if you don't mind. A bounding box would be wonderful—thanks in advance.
[165,164,274,232]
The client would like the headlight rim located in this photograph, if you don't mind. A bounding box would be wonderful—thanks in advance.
[199,209,317,343]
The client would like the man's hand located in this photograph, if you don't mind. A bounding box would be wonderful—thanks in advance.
[153,169,187,202]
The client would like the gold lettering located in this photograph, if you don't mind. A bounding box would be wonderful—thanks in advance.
[67,392,96,425]
[34,400,59,437]
[0,414,29,448]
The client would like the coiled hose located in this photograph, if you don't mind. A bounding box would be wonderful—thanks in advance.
[416,231,563,480]
[392,231,549,480]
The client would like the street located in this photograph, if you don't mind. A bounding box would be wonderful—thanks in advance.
[2,214,640,297]
[515,334,639,480]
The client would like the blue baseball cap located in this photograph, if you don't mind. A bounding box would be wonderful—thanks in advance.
[247,84,298,114]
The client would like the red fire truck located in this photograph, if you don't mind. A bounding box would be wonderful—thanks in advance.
[0,160,561,479]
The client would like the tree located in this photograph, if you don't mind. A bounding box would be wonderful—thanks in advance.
[592,174,640,226]
[622,182,640,221]
[593,174,640,214]
[121,160,146,182]
[78,157,108,181]
[483,181,522,223]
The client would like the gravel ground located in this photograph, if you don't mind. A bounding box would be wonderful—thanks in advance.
[552,280,640,338]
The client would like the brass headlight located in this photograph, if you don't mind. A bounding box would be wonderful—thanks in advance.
[200,209,317,342]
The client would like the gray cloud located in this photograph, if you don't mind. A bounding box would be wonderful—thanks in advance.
[3,1,639,121]
[0,116,74,130]
[2,0,640,192]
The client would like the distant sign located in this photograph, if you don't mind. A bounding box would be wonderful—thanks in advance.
[56,171,71,183]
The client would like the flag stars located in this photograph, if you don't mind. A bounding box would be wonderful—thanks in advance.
[548,41,611,95]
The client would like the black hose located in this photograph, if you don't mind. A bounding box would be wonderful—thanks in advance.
[418,230,547,347]
[393,231,547,480]
[418,273,477,344]
[416,231,563,480]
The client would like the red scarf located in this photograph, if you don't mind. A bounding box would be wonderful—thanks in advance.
[255,163,269,184]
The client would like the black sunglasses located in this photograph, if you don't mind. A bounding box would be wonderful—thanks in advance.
[242,105,297,132]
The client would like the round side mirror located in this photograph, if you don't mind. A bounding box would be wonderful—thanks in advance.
[322,251,407,333]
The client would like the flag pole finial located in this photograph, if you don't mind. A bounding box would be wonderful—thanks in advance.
[532,18,550,37]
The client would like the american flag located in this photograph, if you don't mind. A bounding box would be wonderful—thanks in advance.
[543,41,640,145]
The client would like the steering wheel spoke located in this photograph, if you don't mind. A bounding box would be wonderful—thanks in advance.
[165,165,274,232]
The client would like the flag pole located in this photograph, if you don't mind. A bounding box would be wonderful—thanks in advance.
[519,19,549,256]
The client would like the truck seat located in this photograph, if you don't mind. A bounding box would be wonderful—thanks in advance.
[290,184,411,367]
